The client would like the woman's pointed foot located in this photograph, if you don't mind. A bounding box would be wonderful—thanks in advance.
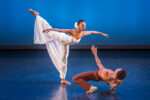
[29,9,39,16]
[61,79,71,85]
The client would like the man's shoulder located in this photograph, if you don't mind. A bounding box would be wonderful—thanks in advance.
[105,69,114,74]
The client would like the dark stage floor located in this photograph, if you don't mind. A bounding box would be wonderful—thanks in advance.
[0,49,150,100]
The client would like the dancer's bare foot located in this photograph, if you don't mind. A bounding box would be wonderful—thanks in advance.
[61,79,71,85]
[29,9,39,16]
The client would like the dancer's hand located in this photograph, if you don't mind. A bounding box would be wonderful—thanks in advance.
[110,88,115,95]
[43,29,50,33]
[91,45,97,55]
[102,33,109,38]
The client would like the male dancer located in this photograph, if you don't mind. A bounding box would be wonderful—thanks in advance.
[72,45,126,94]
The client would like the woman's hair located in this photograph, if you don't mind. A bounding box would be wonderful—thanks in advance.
[77,20,85,25]
[116,69,127,80]
[74,20,85,28]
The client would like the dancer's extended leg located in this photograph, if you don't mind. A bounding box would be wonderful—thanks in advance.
[29,9,73,45]
[29,9,71,84]
[29,9,39,16]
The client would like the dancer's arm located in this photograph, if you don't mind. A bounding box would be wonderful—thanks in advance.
[91,45,105,70]
[43,28,72,34]
[110,81,122,93]
[110,83,119,93]
[83,31,108,38]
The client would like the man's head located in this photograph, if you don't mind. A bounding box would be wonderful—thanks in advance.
[75,20,86,31]
[114,69,126,80]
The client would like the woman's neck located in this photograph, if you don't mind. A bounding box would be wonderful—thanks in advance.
[75,29,82,34]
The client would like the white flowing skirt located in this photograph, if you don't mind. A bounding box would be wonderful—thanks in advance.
[34,16,80,79]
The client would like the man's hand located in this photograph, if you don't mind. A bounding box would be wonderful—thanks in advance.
[91,45,97,55]
[110,83,119,95]
[110,88,115,95]
[102,33,109,38]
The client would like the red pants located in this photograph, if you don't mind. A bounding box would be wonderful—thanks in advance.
[72,70,102,91]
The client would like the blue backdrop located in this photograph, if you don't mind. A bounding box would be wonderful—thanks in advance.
[0,0,150,45]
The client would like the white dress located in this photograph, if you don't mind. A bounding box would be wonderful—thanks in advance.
[34,16,81,79]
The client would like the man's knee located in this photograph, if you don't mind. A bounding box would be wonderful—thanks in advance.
[72,75,79,83]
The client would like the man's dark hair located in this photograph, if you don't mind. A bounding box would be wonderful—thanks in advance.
[77,20,85,25]
[116,69,127,80]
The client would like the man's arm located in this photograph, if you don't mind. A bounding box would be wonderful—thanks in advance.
[43,28,72,34]
[83,31,108,38]
[91,45,105,70]
[110,81,122,93]
[110,84,118,91]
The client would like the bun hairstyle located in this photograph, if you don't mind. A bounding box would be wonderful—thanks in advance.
[74,20,85,28]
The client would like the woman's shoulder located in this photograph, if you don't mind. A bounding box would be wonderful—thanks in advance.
[70,29,76,34]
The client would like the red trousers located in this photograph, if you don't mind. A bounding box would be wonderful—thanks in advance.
[72,70,102,91]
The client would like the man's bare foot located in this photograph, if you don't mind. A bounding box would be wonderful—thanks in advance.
[61,79,71,85]
[29,9,39,16]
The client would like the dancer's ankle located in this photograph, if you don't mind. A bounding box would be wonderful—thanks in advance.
[61,79,71,85]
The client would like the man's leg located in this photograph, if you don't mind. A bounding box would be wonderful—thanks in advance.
[72,71,100,93]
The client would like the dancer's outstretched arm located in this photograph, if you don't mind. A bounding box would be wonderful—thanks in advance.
[83,31,108,38]
[91,45,105,70]
[43,28,72,34]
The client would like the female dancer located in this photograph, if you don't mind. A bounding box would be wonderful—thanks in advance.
[29,9,108,85]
